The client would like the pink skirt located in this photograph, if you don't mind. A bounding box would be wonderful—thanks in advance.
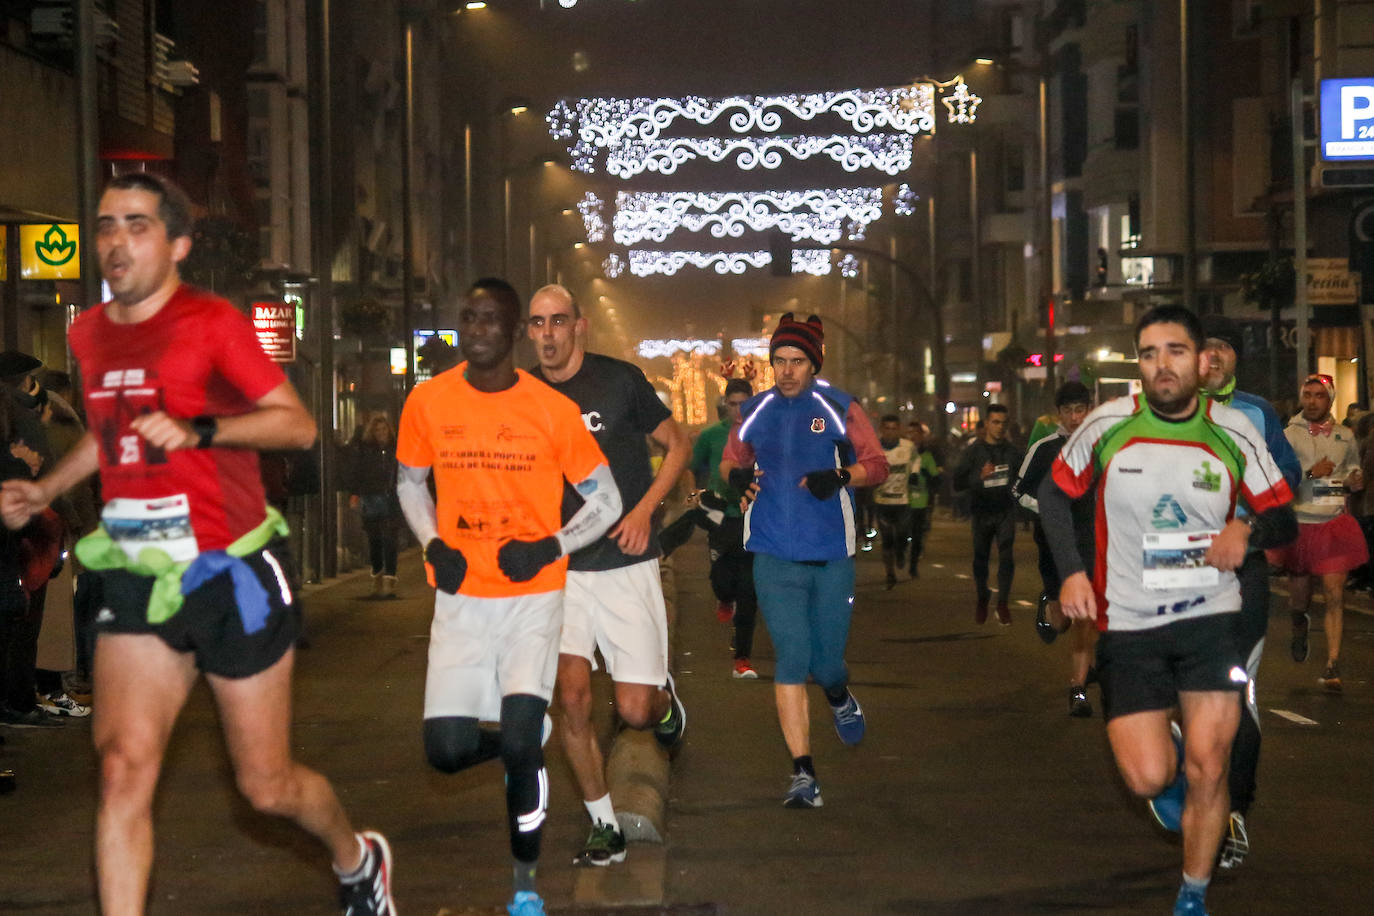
[1266,512,1370,576]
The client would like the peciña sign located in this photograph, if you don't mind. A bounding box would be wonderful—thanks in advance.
[252,300,296,362]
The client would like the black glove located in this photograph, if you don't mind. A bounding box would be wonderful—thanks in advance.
[727,466,756,494]
[498,536,561,582]
[803,467,852,500]
[424,538,468,594]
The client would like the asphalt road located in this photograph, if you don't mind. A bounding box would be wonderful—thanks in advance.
[2,513,1371,915]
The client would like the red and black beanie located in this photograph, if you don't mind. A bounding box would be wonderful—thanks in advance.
[769,312,824,372]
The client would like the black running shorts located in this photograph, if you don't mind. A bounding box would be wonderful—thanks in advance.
[93,539,300,679]
[1095,612,1246,721]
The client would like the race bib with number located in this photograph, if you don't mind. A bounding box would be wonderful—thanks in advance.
[102,494,200,564]
[1309,477,1347,507]
[983,464,1010,488]
[1142,530,1219,590]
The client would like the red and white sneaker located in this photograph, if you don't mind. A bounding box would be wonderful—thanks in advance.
[338,830,395,915]
[732,658,759,679]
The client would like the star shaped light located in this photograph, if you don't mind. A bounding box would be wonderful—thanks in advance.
[941,78,981,124]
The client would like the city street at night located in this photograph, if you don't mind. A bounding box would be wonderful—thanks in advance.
[3,513,1371,915]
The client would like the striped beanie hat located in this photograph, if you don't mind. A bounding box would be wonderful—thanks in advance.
[769,312,824,371]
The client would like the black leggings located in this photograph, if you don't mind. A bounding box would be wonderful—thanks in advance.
[424,694,548,863]
[1229,550,1271,817]
[711,547,757,659]
[971,512,1016,602]
[362,515,399,576]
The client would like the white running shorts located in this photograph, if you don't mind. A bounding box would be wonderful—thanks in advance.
[560,559,668,685]
[423,589,563,721]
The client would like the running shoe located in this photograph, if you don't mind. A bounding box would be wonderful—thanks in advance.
[1068,685,1092,718]
[975,597,989,625]
[1035,593,1059,644]
[37,692,91,718]
[1218,810,1250,870]
[338,830,395,916]
[715,600,735,623]
[783,771,823,808]
[1320,662,1343,693]
[1173,887,1209,916]
[0,707,63,728]
[541,713,553,748]
[654,672,686,750]
[995,602,1012,626]
[732,658,759,679]
[507,891,547,916]
[1147,721,1187,833]
[831,690,866,746]
[1291,612,1310,663]
[573,821,626,867]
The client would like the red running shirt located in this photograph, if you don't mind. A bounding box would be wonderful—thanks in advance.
[69,285,287,551]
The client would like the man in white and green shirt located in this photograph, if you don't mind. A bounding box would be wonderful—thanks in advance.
[874,415,914,589]
[1040,305,1295,916]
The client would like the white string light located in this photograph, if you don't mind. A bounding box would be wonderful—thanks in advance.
[730,337,771,357]
[636,339,724,359]
[599,133,913,178]
[895,183,920,217]
[627,248,834,277]
[602,253,625,277]
[941,77,981,124]
[839,253,860,278]
[577,191,605,243]
[611,187,884,245]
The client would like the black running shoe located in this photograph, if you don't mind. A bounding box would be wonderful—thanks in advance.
[573,821,627,867]
[654,672,686,750]
[1218,811,1250,870]
[1035,593,1059,645]
[1291,612,1310,663]
[338,831,394,916]
[1068,685,1093,718]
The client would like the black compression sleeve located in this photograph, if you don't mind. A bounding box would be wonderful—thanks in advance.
[1037,474,1088,582]
[1245,504,1298,551]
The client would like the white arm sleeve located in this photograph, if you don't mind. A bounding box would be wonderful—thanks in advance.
[555,462,621,557]
[397,463,439,546]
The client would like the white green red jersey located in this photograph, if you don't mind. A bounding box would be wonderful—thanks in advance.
[1051,393,1293,632]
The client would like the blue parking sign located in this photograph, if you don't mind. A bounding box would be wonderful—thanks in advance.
[1321,78,1374,160]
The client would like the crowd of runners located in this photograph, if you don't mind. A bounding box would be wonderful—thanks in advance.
[3,174,1372,916]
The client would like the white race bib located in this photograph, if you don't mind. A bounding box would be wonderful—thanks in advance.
[983,464,1010,488]
[102,494,200,564]
[1309,477,1347,507]
[1142,530,1219,590]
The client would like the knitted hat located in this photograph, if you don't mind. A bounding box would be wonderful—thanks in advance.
[769,312,824,371]
[1199,315,1243,356]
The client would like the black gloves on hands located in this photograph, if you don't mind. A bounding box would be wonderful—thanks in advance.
[425,538,468,594]
[803,467,852,500]
[727,466,756,494]
[498,536,562,582]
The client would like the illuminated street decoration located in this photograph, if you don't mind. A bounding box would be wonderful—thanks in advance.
[599,133,913,178]
[895,183,919,216]
[731,337,770,357]
[612,187,883,245]
[636,338,723,359]
[628,248,833,277]
[578,191,605,242]
[839,253,860,278]
[940,77,981,124]
[602,252,625,277]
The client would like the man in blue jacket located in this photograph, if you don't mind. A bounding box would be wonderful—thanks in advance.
[719,314,888,809]
[1197,316,1301,870]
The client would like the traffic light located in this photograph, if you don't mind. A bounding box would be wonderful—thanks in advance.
[768,230,793,277]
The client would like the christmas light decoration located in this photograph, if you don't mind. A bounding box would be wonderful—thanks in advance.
[636,338,724,359]
[895,183,919,217]
[598,133,913,178]
[839,253,860,278]
[940,77,981,124]
[602,253,625,278]
[730,337,771,357]
[578,192,605,242]
[627,248,834,277]
[611,187,883,245]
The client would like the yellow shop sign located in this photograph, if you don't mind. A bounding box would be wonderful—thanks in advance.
[20,224,80,279]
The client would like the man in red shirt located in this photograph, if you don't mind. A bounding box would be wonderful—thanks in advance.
[0,174,393,915]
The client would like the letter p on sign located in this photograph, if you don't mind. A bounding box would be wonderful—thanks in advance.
[1344,86,1374,138]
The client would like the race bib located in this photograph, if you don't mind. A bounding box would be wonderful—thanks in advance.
[102,494,200,564]
[983,464,1010,488]
[1309,477,1347,507]
[1142,530,1219,590]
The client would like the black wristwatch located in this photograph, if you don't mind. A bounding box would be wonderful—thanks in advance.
[191,415,218,449]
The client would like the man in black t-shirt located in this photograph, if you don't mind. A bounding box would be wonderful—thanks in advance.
[527,284,691,868]
[952,404,1024,625]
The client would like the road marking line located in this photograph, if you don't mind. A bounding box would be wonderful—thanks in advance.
[1016,600,1034,607]
[954,573,970,579]
[1269,708,1319,726]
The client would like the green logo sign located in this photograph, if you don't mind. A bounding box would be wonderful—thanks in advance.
[1192,460,1221,493]
[34,224,76,266]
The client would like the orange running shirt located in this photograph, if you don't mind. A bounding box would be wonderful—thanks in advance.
[396,365,607,597]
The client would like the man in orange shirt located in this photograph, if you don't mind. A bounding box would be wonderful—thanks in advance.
[396,278,620,916]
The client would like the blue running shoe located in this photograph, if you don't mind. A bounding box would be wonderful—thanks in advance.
[508,890,547,916]
[1173,886,1209,915]
[783,771,823,808]
[1148,721,1186,833]
[831,690,866,746]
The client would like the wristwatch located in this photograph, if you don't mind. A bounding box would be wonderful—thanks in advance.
[190,415,217,449]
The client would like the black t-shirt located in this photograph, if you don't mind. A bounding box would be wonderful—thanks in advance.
[531,352,672,571]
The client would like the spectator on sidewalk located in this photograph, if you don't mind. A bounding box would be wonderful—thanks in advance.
[347,414,403,598]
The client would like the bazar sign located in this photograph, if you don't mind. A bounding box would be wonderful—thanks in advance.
[252,300,296,362]
[1307,257,1358,305]
[20,224,80,279]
